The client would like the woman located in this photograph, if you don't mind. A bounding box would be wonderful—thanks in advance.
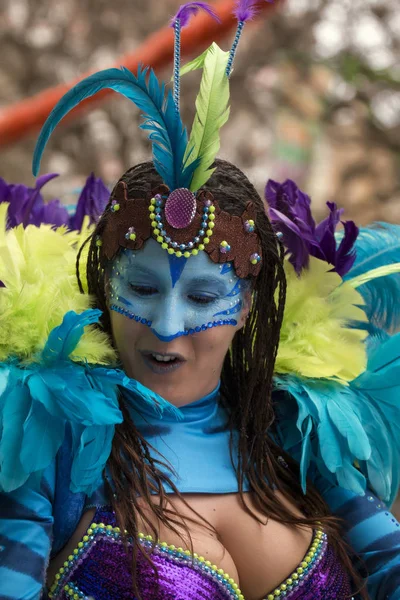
[1,3,400,599]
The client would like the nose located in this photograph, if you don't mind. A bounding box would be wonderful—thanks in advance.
[149,295,186,342]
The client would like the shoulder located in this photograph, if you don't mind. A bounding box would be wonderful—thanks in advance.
[0,310,123,497]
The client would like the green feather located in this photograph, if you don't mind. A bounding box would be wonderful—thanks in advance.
[178,48,209,78]
[185,43,230,191]
[346,263,400,290]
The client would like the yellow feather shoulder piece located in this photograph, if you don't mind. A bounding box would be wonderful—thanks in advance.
[0,204,115,364]
[275,256,368,382]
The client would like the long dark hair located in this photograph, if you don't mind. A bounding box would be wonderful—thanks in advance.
[78,159,367,599]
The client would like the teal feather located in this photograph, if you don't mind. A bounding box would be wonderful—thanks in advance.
[0,381,31,492]
[0,309,182,494]
[326,395,371,460]
[33,66,197,190]
[343,223,400,333]
[22,400,65,472]
[42,309,102,362]
[275,332,400,505]
[336,456,366,496]
[70,424,115,494]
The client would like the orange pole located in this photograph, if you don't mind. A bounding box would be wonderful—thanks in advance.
[0,0,278,147]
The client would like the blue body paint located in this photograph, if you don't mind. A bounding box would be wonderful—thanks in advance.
[108,240,247,341]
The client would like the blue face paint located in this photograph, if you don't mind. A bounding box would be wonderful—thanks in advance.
[108,239,248,342]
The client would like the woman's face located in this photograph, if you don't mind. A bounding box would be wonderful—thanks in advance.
[108,239,250,406]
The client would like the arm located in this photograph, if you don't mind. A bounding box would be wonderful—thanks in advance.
[314,474,400,600]
[0,465,55,600]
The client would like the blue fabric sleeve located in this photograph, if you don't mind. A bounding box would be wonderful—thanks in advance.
[314,474,400,600]
[0,465,55,600]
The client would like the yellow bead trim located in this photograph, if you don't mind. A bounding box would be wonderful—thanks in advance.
[148,197,215,257]
[266,528,325,600]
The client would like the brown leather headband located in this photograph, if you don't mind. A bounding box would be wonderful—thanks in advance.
[100,181,262,279]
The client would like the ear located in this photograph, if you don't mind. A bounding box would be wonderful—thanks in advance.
[237,288,252,330]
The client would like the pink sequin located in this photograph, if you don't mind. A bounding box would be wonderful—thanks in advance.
[165,188,196,229]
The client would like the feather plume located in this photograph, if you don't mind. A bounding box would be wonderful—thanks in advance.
[33,66,196,190]
[276,256,367,382]
[275,347,400,505]
[185,43,230,191]
[178,47,210,78]
[0,207,115,365]
[343,223,400,333]
[170,2,220,27]
[233,0,259,22]
[0,309,182,494]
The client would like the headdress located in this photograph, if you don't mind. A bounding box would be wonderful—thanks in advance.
[32,1,274,279]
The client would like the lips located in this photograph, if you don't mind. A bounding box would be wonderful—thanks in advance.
[140,350,186,375]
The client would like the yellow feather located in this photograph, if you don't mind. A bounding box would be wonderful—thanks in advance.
[276,257,368,382]
[0,206,115,365]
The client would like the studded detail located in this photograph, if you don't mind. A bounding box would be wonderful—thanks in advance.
[165,188,197,229]
[149,195,215,258]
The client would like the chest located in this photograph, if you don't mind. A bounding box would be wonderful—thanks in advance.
[137,492,314,600]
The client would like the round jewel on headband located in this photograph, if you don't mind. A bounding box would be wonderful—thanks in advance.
[244,219,255,233]
[220,241,231,254]
[165,188,197,229]
[125,227,136,241]
[250,253,261,265]
[111,199,120,212]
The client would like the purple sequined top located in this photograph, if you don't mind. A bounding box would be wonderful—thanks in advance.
[48,506,354,600]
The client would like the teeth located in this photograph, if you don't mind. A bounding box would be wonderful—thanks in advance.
[152,354,176,362]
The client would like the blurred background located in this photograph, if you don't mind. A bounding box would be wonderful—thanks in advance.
[1,0,399,221]
[0,0,399,512]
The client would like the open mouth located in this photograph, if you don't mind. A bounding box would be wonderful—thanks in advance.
[141,351,185,374]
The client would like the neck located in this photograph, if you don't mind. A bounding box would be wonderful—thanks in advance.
[121,381,246,494]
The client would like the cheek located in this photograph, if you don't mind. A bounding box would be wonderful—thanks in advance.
[110,312,142,354]
[192,325,237,365]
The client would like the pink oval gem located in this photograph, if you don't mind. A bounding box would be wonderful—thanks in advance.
[165,188,196,229]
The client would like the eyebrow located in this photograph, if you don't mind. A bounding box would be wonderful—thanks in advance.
[186,276,228,289]
[126,264,229,291]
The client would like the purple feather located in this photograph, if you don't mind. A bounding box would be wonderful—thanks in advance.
[265,179,359,276]
[233,0,259,22]
[170,2,221,28]
[335,220,359,276]
[39,199,69,227]
[233,0,274,23]
[0,173,62,229]
[69,173,110,231]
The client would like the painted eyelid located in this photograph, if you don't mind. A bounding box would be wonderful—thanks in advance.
[188,290,220,298]
[128,284,159,295]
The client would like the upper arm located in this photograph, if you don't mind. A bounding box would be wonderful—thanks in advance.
[314,474,400,599]
[0,465,55,600]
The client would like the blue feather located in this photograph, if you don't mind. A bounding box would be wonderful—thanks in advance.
[33,66,197,190]
[274,354,400,505]
[22,400,65,472]
[343,223,400,333]
[0,382,31,492]
[70,424,115,494]
[0,309,183,494]
[42,309,102,362]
